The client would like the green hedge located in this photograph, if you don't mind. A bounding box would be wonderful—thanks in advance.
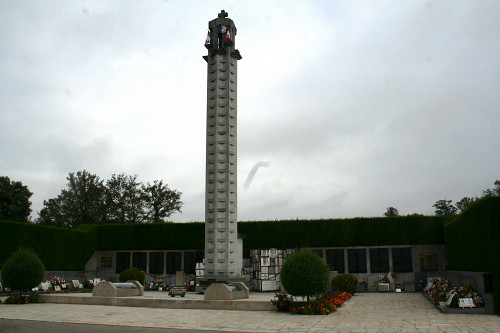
[1,216,444,272]
[443,196,500,313]
[0,220,97,270]
[239,216,444,249]
[93,222,205,251]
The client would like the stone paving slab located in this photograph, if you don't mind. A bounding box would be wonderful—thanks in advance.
[1,293,499,332]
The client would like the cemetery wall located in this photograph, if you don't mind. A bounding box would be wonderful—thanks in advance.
[81,243,447,288]
[444,196,500,313]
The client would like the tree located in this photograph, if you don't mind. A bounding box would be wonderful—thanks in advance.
[384,207,399,217]
[38,196,67,227]
[433,199,457,216]
[0,176,33,222]
[142,180,183,223]
[38,171,183,226]
[38,170,107,228]
[61,170,107,227]
[1,248,45,293]
[482,180,500,197]
[455,197,475,213]
[280,250,330,302]
[106,174,144,224]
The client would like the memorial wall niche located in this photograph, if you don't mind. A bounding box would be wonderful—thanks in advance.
[250,248,295,291]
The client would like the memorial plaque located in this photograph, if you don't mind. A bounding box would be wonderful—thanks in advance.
[169,285,187,297]
[260,280,279,291]
[459,298,475,308]
[261,257,270,266]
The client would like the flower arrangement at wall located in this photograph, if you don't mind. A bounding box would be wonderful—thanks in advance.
[49,275,68,291]
[271,290,352,315]
[359,279,368,291]
[82,278,94,290]
[425,277,451,303]
[450,281,485,308]
[424,277,485,308]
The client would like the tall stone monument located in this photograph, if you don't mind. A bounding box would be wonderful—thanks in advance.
[202,10,242,282]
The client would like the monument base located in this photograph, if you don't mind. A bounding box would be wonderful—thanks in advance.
[204,282,249,300]
[196,277,246,293]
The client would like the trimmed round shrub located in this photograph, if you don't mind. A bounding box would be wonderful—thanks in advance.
[1,248,45,293]
[119,268,145,286]
[331,274,358,295]
[280,250,330,301]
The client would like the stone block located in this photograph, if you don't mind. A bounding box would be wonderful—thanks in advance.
[92,281,143,297]
[204,282,249,300]
[404,281,416,292]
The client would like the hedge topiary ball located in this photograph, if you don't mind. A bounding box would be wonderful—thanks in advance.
[1,248,45,292]
[280,250,330,299]
[331,273,358,294]
[119,267,145,286]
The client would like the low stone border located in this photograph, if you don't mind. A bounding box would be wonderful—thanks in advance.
[38,293,274,311]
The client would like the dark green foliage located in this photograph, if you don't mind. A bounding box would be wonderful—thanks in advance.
[280,250,330,300]
[331,274,358,295]
[142,180,183,223]
[239,216,444,249]
[444,196,500,313]
[456,197,476,213]
[1,248,45,292]
[481,180,500,197]
[38,171,184,227]
[94,222,204,250]
[38,170,107,228]
[106,174,144,224]
[119,267,145,286]
[433,199,457,216]
[0,220,97,270]
[1,216,444,271]
[0,176,32,222]
[384,207,399,217]
[4,294,39,304]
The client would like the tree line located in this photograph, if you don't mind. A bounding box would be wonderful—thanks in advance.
[0,170,183,228]
[384,180,500,217]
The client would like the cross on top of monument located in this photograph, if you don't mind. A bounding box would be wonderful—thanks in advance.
[218,10,228,18]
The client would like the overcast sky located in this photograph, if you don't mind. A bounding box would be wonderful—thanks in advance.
[1,1,499,222]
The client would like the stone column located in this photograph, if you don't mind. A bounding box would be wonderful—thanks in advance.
[203,10,242,280]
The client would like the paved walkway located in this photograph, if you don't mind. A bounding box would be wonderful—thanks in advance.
[1,293,499,332]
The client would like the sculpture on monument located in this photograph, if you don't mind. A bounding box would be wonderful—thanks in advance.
[201,10,243,288]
